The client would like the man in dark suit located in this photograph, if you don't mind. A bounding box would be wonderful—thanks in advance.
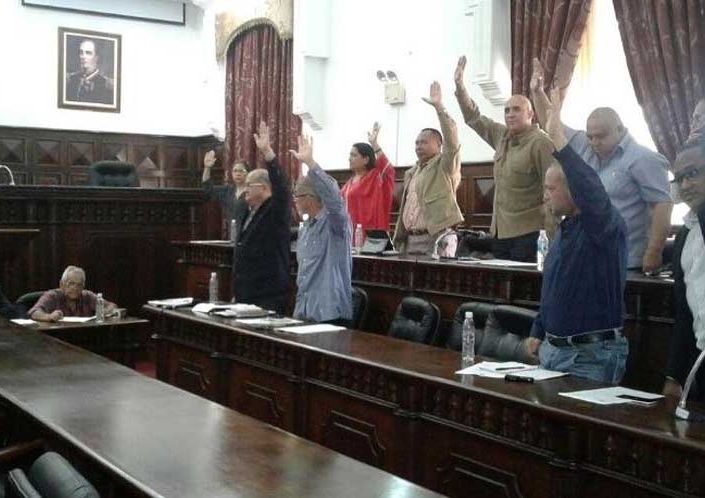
[65,39,113,104]
[231,121,291,314]
[664,141,705,403]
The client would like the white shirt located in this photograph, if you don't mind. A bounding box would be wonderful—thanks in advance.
[682,210,705,350]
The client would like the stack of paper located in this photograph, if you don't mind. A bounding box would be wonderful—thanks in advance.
[148,297,194,308]
[193,303,269,318]
[275,324,345,334]
[235,317,303,329]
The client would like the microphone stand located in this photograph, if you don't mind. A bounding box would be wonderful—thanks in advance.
[676,348,705,421]
[0,165,15,186]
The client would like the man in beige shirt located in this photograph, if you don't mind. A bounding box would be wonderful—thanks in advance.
[454,56,555,261]
[393,81,464,256]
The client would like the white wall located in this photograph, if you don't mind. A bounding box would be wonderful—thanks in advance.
[294,0,510,170]
[0,1,213,136]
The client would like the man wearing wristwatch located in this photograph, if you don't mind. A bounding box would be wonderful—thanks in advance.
[392,81,464,256]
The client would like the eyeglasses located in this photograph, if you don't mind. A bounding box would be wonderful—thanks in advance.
[671,166,704,185]
[245,182,265,188]
[64,280,84,289]
[293,194,312,199]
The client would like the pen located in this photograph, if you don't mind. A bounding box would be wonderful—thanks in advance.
[495,366,525,371]
[505,374,534,383]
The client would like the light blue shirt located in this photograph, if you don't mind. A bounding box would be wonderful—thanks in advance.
[566,126,671,268]
[294,165,353,322]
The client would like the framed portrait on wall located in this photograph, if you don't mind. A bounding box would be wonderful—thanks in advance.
[58,27,121,112]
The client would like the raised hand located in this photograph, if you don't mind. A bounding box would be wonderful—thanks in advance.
[545,86,567,149]
[253,121,271,151]
[422,81,443,108]
[203,150,216,169]
[289,135,315,166]
[454,56,467,86]
[530,57,545,93]
[367,122,381,150]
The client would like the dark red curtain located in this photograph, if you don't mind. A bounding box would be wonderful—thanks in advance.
[613,0,705,161]
[511,0,591,96]
[224,23,301,180]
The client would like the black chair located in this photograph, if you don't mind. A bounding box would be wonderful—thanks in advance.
[88,161,139,187]
[387,297,440,345]
[446,302,538,364]
[15,292,44,312]
[350,287,369,330]
[4,451,99,498]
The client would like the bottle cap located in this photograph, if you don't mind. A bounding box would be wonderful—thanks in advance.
[465,311,473,319]
[210,272,216,277]
[97,293,103,298]
[356,223,362,228]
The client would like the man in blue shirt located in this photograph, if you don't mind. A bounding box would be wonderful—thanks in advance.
[290,135,353,324]
[525,88,629,384]
[531,60,672,273]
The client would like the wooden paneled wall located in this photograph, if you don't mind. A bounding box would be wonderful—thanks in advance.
[0,125,222,188]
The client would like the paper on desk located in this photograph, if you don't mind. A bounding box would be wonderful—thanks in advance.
[236,317,303,327]
[11,318,37,326]
[148,297,193,308]
[559,386,664,405]
[193,303,268,317]
[462,259,537,268]
[276,324,345,334]
[456,361,567,381]
[60,316,95,323]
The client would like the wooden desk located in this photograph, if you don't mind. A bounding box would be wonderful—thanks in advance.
[171,242,674,392]
[29,316,150,368]
[145,305,705,498]
[0,320,439,498]
[0,186,208,314]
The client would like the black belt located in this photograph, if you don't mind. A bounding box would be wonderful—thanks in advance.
[407,229,429,236]
[546,328,621,347]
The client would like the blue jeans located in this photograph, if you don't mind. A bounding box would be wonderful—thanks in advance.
[538,335,629,384]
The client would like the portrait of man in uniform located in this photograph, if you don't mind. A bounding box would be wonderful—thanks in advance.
[58,27,121,112]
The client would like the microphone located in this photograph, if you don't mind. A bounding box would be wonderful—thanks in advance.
[675,348,705,421]
[0,164,15,186]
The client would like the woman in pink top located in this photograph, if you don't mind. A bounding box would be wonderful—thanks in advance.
[340,123,395,234]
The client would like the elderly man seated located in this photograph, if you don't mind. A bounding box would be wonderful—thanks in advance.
[28,266,116,322]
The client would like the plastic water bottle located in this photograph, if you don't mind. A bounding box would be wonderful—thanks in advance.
[95,293,105,323]
[209,272,219,303]
[462,311,475,367]
[230,219,238,243]
[536,229,549,272]
[353,223,364,254]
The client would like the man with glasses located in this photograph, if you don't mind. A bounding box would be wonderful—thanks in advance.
[663,140,705,403]
[291,135,353,325]
[230,122,291,314]
[28,266,116,322]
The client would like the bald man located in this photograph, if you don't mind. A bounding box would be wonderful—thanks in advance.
[531,60,672,273]
[525,88,628,384]
[230,121,291,314]
[454,56,555,262]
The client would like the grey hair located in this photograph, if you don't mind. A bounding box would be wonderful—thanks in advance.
[60,265,86,285]
[246,169,271,187]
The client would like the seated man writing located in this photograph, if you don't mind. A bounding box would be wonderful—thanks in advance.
[28,266,116,322]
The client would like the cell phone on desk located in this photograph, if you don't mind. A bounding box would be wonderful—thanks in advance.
[616,394,660,406]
